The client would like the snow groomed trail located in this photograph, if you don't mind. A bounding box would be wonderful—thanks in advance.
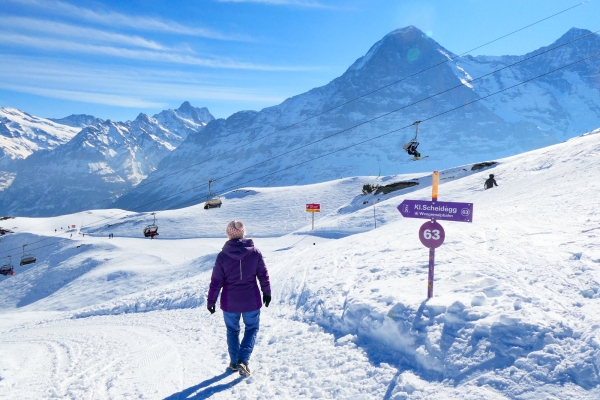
[1,129,600,399]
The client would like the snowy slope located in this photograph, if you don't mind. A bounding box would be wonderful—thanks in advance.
[1,127,600,398]
[0,102,214,217]
[114,26,600,212]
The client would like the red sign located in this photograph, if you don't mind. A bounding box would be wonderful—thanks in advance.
[306,203,321,212]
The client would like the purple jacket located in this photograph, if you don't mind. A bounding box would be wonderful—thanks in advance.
[207,239,271,313]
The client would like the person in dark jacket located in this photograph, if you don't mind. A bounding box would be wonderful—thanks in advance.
[207,220,271,377]
[484,174,498,190]
[403,141,421,158]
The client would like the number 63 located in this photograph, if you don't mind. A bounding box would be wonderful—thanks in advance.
[423,229,440,240]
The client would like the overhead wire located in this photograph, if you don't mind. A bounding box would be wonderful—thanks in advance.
[167,49,600,211]
[100,0,589,196]
[3,0,589,236]
[207,29,600,185]
[1,24,598,259]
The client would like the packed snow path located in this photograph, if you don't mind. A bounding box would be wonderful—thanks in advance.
[2,129,600,398]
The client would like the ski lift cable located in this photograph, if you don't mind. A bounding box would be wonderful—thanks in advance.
[108,0,588,195]
[198,28,600,185]
[166,49,600,212]
[1,40,599,259]
[4,0,588,234]
[96,2,590,193]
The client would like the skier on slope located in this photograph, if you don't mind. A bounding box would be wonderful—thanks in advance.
[207,220,271,377]
[484,174,498,190]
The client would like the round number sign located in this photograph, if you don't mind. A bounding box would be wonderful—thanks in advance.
[419,221,445,248]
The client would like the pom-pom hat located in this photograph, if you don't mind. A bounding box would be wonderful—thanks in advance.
[226,220,245,239]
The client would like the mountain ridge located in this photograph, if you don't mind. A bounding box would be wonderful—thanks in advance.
[113,26,600,212]
[0,102,214,216]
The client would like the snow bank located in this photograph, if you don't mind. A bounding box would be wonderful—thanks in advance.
[71,253,216,317]
[71,275,207,318]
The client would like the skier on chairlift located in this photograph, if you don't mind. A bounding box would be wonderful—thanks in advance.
[405,141,421,158]
[403,120,425,160]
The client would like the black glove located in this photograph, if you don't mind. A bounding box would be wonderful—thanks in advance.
[263,295,271,307]
[207,305,215,314]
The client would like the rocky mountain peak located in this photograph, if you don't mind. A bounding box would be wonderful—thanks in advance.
[174,101,215,125]
[49,114,104,128]
[346,25,450,76]
[556,27,595,43]
[134,113,152,123]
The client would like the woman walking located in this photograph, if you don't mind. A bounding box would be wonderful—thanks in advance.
[207,220,271,377]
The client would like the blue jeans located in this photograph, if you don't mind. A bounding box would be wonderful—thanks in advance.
[223,309,260,365]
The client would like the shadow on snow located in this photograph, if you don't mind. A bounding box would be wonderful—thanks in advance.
[163,370,243,400]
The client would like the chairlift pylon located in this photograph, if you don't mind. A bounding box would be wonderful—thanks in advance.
[0,256,14,276]
[20,244,36,266]
[143,212,159,238]
[204,179,222,210]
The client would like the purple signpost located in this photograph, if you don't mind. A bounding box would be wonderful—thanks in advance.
[397,171,473,298]
[398,200,473,222]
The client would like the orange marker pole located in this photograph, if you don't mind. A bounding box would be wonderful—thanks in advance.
[428,171,439,298]
[432,171,439,202]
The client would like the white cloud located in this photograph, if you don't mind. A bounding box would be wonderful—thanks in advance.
[217,0,335,8]
[0,16,167,50]
[6,0,250,41]
[0,83,167,108]
[0,55,288,107]
[1,33,311,71]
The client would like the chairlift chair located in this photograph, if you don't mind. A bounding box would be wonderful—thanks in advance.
[1,256,14,276]
[204,179,222,210]
[403,121,422,158]
[20,244,36,266]
[143,212,159,238]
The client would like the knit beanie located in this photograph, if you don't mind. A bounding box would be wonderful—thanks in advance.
[226,220,245,239]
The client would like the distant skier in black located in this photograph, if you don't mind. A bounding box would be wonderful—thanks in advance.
[484,174,498,190]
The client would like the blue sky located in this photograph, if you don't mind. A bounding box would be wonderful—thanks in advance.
[1,0,598,121]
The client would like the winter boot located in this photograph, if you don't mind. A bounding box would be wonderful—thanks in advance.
[228,363,239,371]
[237,361,251,377]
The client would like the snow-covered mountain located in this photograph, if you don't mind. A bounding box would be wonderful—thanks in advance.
[49,114,104,128]
[0,102,214,216]
[113,26,600,211]
[0,107,82,192]
[0,107,81,169]
[0,107,80,165]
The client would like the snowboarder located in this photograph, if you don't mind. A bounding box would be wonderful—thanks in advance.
[484,174,498,190]
[207,220,271,377]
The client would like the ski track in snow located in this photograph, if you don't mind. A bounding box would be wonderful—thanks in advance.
[1,129,600,398]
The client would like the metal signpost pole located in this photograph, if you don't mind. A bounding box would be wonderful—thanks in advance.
[306,203,320,231]
[428,171,439,298]
[373,200,377,229]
